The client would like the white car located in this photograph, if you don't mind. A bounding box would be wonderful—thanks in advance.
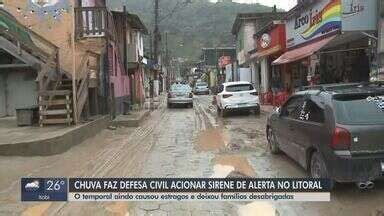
[167,84,194,108]
[216,81,260,117]
[194,82,210,95]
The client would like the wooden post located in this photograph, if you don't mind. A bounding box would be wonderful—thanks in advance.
[72,5,78,124]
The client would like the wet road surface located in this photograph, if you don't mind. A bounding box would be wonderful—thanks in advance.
[0,95,384,216]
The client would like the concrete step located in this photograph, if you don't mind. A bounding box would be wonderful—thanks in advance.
[40,109,72,115]
[41,118,73,125]
[39,99,71,106]
[39,90,71,96]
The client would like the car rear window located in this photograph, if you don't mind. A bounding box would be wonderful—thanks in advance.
[226,84,254,92]
[171,85,190,91]
[196,83,207,86]
[333,95,384,124]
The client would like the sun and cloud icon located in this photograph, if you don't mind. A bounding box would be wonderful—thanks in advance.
[25,180,40,190]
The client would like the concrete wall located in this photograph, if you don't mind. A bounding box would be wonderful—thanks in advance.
[0,71,37,117]
[243,21,256,54]
[6,71,38,116]
[0,74,6,117]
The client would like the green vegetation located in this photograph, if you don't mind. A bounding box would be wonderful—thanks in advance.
[119,0,273,60]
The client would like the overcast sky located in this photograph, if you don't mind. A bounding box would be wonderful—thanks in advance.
[210,0,297,11]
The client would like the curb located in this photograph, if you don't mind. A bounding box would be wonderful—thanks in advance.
[113,110,151,127]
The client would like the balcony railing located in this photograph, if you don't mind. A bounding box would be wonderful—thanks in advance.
[74,7,109,39]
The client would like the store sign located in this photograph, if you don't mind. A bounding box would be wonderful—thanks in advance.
[256,24,285,57]
[260,34,271,48]
[286,0,342,48]
[341,0,378,31]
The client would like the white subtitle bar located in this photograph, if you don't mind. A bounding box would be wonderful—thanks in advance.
[69,192,330,202]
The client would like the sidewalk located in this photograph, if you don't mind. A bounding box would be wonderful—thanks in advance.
[0,115,109,156]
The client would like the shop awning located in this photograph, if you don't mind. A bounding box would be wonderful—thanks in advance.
[272,36,336,65]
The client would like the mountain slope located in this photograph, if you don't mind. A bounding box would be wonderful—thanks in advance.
[118,0,274,60]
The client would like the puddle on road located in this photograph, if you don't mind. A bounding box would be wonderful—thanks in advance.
[211,164,235,178]
[238,202,277,216]
[105,202,130,216]
[195,128,229,152]
[213,155,255,177]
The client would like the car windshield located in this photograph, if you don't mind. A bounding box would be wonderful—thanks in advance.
[171,84,190,92]
[333,95,384,124]
[226,84,254,92]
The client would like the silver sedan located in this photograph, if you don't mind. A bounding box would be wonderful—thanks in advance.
[167,84,194,108]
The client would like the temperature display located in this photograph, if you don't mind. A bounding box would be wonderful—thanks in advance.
[21,178,68,201]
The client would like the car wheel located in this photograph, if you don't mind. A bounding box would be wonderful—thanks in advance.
[311,152,335,189]
[267,127,280,154]
[189,103,194,108]
[254,107,261,115]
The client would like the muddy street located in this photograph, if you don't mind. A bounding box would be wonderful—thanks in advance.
[0,95,384,216]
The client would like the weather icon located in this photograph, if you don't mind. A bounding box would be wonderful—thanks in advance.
[25,180,40,190]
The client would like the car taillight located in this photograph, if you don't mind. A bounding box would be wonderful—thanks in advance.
[251,92,258,96]
[189,93,193,98]
[222,94,233,99]
[330,127,351,150]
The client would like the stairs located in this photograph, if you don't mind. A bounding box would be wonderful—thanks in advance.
[38,78,74,126]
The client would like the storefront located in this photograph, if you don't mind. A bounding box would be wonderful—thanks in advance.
[255,22,288,106]
[273,0,378,92]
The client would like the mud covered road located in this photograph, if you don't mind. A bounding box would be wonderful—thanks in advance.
[0,95,384,216]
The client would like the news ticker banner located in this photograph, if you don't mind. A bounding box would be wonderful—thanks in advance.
[21,178,331,202]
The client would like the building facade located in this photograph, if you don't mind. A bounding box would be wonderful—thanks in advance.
[254,21,288,106]
[0,0,148,125]
[272,0,378,94]
[232,12,285,83]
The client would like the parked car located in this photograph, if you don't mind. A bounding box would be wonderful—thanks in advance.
[266,82,384,189]
[216,81,260,117]
[194,82,210,95]
[167,84,193,108]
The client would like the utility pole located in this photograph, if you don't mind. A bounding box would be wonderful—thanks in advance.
[154,0,160,77]
[378,0,384,79]
[154,0,160,61]
[151,0,160,99]
[165,32,169,90]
